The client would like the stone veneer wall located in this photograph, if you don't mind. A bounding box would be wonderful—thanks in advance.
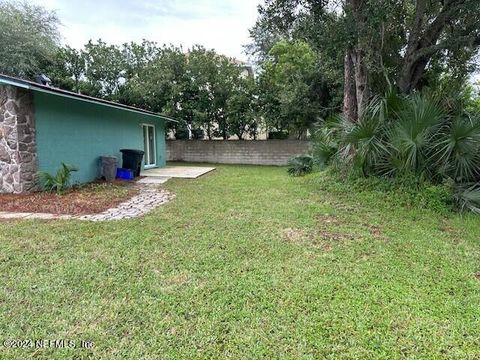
[167,140,311,166]
[0,85,37,193]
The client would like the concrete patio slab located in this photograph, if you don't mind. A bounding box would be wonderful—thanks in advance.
[137,177,170,184]
[141,166,215,179]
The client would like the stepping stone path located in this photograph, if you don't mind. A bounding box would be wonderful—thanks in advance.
[78,185,175,221]
[0,185,175,222]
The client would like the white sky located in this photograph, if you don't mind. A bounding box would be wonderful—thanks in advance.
[30,0,261,62]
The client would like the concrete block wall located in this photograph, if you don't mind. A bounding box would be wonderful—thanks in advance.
[167,140,311,166]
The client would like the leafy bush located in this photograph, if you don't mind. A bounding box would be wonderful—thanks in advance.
[191,128,204,140]
[268,131,289,140]
[174,125,204,140]
[313,89,480,212]
[36,163,78,194]
[174,127,189,140]
[452,183,480,213]
[311,121,338,169]
[414,184,452,213]
[287,155,313,176]
[315,169,451,213]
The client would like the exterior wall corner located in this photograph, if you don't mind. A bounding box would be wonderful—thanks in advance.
[0,85,38,193]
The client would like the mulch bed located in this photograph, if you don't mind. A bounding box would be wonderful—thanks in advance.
[0,180,139,215]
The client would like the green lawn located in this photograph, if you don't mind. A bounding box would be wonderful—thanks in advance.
[1,164,480,359]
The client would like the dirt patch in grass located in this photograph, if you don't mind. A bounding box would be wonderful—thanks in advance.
[283,212,360,249]
[316,214,358,240]
[439,218,456,233]
[0,181,138,215]
[318,231,356,241]
[282,227,356,250]
[282,228,310,244]
[317,213,387,241]
[316,213,343,226]
[438,218,463,244]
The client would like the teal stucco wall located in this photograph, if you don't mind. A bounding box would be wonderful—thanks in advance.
[34,91,166,184]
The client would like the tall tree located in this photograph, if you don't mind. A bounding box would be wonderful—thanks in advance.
[183,46,219,139]
[123,45,187,114]
[227,76,257,140]
[257,40,337,137]
[343,0,368,121]
[0,0,60,78]
[399,0,480,93]
[249,0,480,122]
[48,41,256,139]
[82,40,126,98]
[210,57,241,140]
[48,46,86,93]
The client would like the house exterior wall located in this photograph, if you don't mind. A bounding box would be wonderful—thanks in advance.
[0,86,37,193]
[34,91,166,185]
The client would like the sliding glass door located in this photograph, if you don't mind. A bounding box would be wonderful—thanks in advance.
[143,124,156,168]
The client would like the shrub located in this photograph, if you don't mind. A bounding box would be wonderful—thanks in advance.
[174,127,189,140]
[287,155,313,176]
[174,126,204,140]
[452,183,480,213]
[268,131,289,140]
[312,89,480,212]
[414,184,452,213]
[191,128,204,140]
[36,163,78,194]
[311,121,338,169]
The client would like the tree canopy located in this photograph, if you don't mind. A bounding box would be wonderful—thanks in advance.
[250,0,480,121]
[46,41,259,139]
[257,40,340,138]
[1,0,479,139]
[0,0,60,78]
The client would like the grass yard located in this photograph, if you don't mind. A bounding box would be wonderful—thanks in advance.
[1,164,480,359]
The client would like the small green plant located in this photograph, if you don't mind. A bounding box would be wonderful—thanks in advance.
[287,155,313,176]
[452,183,480,213]
[268,131,289,140]
[36,163,79,194]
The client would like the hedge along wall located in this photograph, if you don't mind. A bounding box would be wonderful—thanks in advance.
[167,140,311,166]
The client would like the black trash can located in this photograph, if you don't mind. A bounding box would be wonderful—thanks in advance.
[100,155,118,182]
[120,149,145,177]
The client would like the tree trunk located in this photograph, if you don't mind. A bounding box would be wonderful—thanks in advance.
[353,48,369,118]
[207,122,212,140]
[343,48,358,122]
[342,0,369,122]
[220,118,228,140]
[398,0,462,94]
[398,55,430,93]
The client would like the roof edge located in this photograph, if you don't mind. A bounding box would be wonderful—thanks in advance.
[0,74,178,123]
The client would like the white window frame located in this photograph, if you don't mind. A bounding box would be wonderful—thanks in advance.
[142,124,156,169]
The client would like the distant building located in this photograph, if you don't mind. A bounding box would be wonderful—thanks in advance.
[229,58,255,78]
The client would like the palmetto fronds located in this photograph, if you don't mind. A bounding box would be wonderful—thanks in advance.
[452,183,480,214]
[312,90,480,212]
[36,163,79,194]
[388,94,445,176]
[431,114,480,182]
[287,155,314,176]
